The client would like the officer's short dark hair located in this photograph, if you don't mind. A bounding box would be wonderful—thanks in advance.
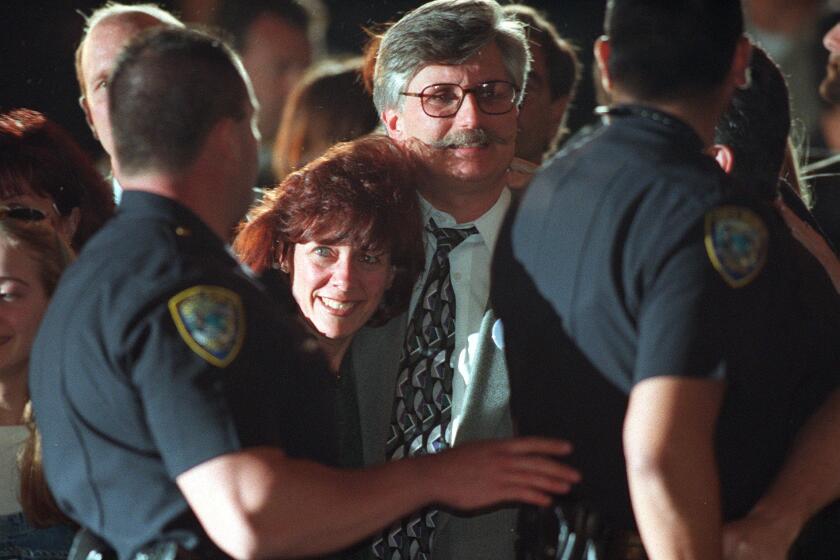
[714,46,791,202]
[109,27,249,176]
[605,0,744,101]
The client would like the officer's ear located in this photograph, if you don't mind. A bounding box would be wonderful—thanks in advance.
[708,144,735,174]
[593,36,613,94]
[730,36,753,90]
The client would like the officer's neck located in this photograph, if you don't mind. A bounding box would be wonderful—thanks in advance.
[115,166,244,243]
[118,176,237,243]
[610,90,729,148]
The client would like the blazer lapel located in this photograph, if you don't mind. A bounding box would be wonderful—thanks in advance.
[452,307,513,445]
[351,313,407,465]
[435,308,514,541]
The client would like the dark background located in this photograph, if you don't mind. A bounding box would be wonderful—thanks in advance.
[0,1,606,162]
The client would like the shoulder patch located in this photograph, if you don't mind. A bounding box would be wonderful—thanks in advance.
[168,285,245,367]
[704,206,768,288]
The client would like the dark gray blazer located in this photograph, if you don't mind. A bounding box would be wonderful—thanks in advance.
[351,308,516,559]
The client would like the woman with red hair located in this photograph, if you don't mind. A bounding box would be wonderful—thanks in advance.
[234,134,424,471]
[236,134,424,364]
[0,108,114,252]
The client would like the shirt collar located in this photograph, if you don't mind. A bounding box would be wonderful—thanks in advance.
[418,188,511,253]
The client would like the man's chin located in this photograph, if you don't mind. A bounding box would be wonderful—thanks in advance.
[447,140,509,159]
[437,162,508,189]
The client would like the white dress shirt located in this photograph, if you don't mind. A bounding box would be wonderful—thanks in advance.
[410,189,512,440]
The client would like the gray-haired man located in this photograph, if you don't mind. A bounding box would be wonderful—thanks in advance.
[351,1,538,558]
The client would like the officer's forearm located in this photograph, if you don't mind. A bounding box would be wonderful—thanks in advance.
[177,446,435,558]
[741,388,840,541]
[624,376,725,560]
[178,438,578,558]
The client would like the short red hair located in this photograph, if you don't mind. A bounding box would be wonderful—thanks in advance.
[234,134,424,325]
[0,108,114,250]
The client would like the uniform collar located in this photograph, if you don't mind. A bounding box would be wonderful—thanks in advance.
[118,191,227,249]
[418,188,511,252]
[600,103,705,153]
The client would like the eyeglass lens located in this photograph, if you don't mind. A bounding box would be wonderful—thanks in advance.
[421,81,516,117]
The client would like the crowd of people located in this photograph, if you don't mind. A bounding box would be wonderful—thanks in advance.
[1,1,839,559]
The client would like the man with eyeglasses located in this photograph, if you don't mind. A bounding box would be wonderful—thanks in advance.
[351,1,536,558]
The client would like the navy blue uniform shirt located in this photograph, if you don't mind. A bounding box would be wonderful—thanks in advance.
[30,192,337,559]
[492,106,840,531]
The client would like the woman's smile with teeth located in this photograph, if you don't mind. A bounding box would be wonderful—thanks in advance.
[290,241,395,342]
[319,297,356,312]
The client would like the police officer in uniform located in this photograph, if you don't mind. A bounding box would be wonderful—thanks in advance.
[492,1,840,558]
[30,26,582,560]
[30,27,336,560]
[711,43,840,560]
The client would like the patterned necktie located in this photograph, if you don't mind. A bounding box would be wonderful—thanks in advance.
[373,218,478,560]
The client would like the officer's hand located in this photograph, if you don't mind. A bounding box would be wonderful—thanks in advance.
[722,511,798,560]
[506,157,538,190]
[422,437,580,511]
[775,200,840,293]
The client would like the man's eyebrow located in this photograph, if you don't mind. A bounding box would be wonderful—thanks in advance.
[0,276,30,287]
[88,66,110,86]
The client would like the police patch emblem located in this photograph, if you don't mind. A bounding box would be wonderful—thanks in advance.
[168,286,245,367]
[704,206,768,288]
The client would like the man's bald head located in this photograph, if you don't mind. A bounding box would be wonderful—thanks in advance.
[75,3,183,158]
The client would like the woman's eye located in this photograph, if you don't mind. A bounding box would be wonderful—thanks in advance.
[312,246,333,258]
[360,253,382,265]
[0,292,18,302]
[95,80,108,91]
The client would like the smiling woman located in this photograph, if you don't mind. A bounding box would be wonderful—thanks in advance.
[0,217,75,558]
[234,134,424,372]
[234,134,423,480]
[289,240,395,348]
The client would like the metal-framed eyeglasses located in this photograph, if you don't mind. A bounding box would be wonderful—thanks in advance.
[0,206,48,222]
[400,80,518,118]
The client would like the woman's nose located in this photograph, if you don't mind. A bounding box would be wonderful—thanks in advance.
[329,257,355,288]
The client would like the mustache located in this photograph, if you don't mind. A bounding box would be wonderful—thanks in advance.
[426,128,508,149]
